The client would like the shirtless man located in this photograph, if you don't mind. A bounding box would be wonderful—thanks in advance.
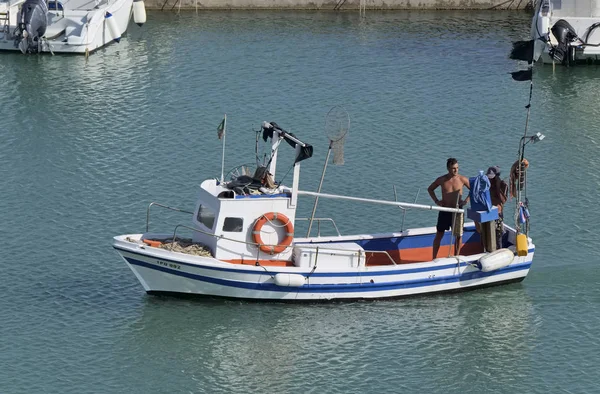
[427,158,470,259]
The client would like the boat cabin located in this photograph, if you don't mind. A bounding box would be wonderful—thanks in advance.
[190,122,310,263]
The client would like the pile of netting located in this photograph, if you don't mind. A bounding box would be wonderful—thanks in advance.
[159,239,212,257]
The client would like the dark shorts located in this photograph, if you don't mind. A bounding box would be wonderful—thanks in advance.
[437,211,464,236]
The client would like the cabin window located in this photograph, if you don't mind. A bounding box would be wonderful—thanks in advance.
[197,205,215,229]
[223,217,244,232]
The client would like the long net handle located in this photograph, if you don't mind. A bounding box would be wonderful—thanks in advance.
[307,141,333,237]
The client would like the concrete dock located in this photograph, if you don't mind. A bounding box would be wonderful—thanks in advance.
[145,0,534,10]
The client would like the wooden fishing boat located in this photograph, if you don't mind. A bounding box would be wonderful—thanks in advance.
[113,118,537,301]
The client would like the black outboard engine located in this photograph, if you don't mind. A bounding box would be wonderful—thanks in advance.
[14,0,48,54]
[549,19,578,65]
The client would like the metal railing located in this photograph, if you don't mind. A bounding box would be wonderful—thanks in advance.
[361,250,397,266]
[0,10,9,39]
[295,217,341,237]
[142,222,397,268]
[393,187,421,232]
[142,204,396,267]
[146,202,194,232]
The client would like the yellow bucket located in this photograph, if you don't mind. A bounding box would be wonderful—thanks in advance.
[516,233,528,256]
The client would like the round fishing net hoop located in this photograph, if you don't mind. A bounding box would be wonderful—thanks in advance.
[225,162,254,181]
[324,105,350,165]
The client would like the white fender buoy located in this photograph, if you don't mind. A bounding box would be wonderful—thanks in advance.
[105,12,120,43]
[274,273,305,287]
[476,248,515,272]
[132,0,146,27]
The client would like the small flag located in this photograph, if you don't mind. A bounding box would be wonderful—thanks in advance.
[217,117,225,140]
[510,68,533,82]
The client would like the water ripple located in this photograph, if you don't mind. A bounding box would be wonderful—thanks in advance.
[1,10,599,394]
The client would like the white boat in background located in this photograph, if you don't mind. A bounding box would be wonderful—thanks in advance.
[0,0,146,54]
[531,0,600,64]
[112,118,539,302]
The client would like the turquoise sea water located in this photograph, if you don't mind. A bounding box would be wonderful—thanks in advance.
[1,10,599,393]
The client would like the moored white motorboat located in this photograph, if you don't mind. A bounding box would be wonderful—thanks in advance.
[0,0,146,54]
[113,119,538,301]
[531,0,600,64]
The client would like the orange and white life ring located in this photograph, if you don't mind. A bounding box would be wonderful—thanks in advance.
[252,212,294,255]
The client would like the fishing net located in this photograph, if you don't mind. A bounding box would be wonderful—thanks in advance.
[160,239,212,256]
[324,105,350,165]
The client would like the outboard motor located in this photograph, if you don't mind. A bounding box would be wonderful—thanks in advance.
[14,0,48,54]
[549,19,578,65]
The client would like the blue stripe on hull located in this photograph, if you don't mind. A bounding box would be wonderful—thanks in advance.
[124,256,532,294]
[147,276,527,300]
[115,246,534,277]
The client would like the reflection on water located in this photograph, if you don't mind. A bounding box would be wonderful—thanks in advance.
[527,65,600,269]
[114,286,538,392]
[535,65,600,118]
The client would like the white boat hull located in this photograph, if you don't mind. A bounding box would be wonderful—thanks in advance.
[0,0,135,54]
[531,0,600,64]
[114,235,534,301]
